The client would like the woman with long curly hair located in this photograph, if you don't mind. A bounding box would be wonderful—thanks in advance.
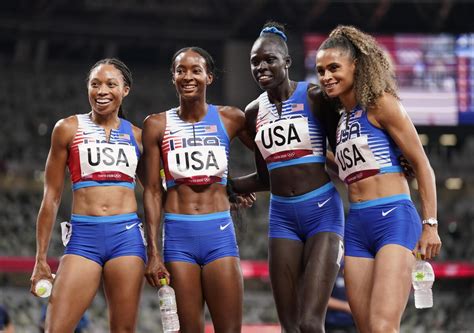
[316,26,442,333]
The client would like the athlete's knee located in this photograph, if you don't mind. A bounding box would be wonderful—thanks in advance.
[369,317,399,333]
[280,320,300,333]
[299,316,324,333]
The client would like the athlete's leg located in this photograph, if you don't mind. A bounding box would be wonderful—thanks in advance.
[167,261,205,333]
[45,255,102,333]
[344,256,374,333]
[299,232,343,333]
[369,245,414,333]
[269,238,304,332]
[202,256,243,333]
[103,256,145,333]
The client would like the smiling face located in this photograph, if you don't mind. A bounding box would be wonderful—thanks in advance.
[250,37,290,90]
[87,64,130,116]
[172,50,213,99]
[316,47,356,103]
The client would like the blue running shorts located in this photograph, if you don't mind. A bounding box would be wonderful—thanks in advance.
[63,213,147,266]
[269,182,344,241]
[163,211,239,266]
[345,194,422,258]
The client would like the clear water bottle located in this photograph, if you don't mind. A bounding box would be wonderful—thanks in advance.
[158,278,180,332]
[35,279,53,298]
[412,257,435,309]
[35,274,56,298]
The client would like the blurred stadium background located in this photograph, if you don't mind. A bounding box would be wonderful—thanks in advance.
[1,0,474,332]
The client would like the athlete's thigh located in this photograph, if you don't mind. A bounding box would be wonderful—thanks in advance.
[202,256,243,333]
[269,238,304,324]
[46,254,102,332]
[300,232,343,320]
[167,261,205,333]
[344,255,374,333]
[370,245,414,329]
[103,256,145,332]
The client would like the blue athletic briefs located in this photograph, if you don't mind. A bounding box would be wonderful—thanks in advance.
[64,213,147,266]
[269,182,344,241]
[345,194,422,258]
[163,211,239,265]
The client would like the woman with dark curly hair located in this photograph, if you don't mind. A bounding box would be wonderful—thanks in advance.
[316,26,442,333]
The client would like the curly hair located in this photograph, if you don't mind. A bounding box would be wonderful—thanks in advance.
[319,25,398,108]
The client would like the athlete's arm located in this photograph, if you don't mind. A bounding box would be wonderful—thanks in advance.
[132,125,145,187]
[218,105,254,150]
[370,93,441,259]
[30,116,75,295]
[142,113,169,286]
[308,83,341,153]
[231,100,270,194]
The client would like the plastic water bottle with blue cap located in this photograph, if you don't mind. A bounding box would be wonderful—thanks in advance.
[158,278,180,332]
[412,254,435,309]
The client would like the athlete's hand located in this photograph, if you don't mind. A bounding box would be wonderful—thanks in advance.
[231,193,256,210]
[399,154,415,179]
[30,260,53,296]
[145,253,170,287]
[413,225,442,260]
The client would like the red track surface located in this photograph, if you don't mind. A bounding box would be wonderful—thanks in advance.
[1,256,474,278]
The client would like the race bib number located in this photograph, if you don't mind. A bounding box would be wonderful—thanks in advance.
[79,143,138,179]
[335,135,380,184]
[168,145,227,180]
[255,117,313,162]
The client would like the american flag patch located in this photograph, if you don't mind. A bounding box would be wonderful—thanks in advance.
[291,103,304,112]
[118,133,130,140]
[204,125,217,133]
[353,110,363,119]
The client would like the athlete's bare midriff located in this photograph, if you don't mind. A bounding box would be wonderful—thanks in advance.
[164,183,230,215]
[269,162,330,197]
[348,172,410,203]
[72,186,138,216]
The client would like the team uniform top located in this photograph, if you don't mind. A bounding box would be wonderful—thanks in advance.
[254,81,327,171]
[161,104,230,188]
[67,114,140,191]
[335,105,403,184]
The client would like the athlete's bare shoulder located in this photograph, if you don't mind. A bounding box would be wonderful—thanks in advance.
[244,99,259,123]
[144,111,166,124]
[51,115,78,147]
[217,105,245,118]
[307,82,323,101]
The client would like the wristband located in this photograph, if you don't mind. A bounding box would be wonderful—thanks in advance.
[422,217,438,226]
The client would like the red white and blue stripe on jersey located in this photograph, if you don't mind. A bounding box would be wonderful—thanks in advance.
[67,114,140,191]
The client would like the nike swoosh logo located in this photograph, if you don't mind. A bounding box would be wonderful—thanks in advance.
[126,222,138,230]
[220,222,232,231]
[257,111,270,121]
[382,207,397,217]
[170,129,183,135]
[317,197,332,208]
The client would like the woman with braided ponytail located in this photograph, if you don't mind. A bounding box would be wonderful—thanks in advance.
[316,26,441,332]
[232,21,345,332]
